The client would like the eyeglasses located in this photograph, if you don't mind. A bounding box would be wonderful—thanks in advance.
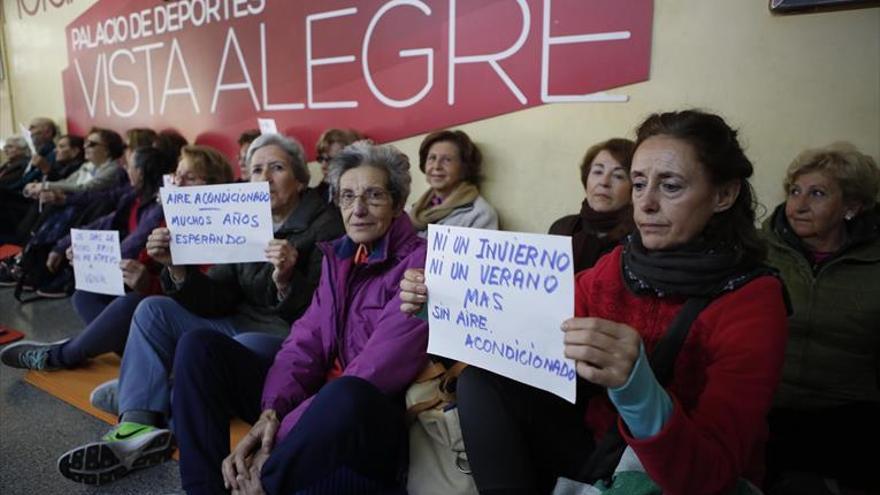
[338,188,391,208]
[85,140,104,148]
[316,154,331,163]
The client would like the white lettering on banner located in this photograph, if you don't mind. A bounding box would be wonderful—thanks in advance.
[362,0,434,109]
[260,23,305,111]
[425,225,576,403]
[306,8,359,109]
[447,0,530,106]
[211,27,260,113]
[108,49,140,117]
[160,38,200,114]
[541,0,630,103]
[65,1,646,125]
[161,182,273,265]
[71,229,125,296]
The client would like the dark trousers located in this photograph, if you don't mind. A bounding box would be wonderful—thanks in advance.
[457,367,595,495]
[765,403,880,490]
[173,329,407,495]
[51,290,145,367]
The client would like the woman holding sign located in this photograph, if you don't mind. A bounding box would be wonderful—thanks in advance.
[400,110,789,494]
[51,134,346,486]
[549,138,635,273]
[1,146,186,370]
[409,130,499,235]
[166,141,429,494]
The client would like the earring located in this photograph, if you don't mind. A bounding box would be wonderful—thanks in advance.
[845,211,855,221]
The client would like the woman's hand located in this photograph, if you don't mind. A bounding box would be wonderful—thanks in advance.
[46,251,64,273]
[146,227,186,281]
[265,239,298,295]
[562,317,642,389]
[120,259,149,293]
[222,409,279,492]
[399,268,428,314]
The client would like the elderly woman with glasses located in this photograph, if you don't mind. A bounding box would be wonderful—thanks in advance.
[52,134,345,486]
[409,129,499,236]
[168,141,428,495]
[762,143,880,494]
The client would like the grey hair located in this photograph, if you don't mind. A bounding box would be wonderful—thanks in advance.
[3,136,31,156]
[245,133,310,185]
[326,141,412,210]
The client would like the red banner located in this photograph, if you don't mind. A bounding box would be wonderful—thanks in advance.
[62,0,652,161]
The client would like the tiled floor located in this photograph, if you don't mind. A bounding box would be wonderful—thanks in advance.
[0,290,183,494]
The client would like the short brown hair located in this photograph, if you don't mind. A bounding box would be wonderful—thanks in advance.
[180,145,234,185]
[785,142,880,210]
[126,128,158,150]
[578,138,635,188]
[316,128,364,157]
[238,129,261,147]
[418,130,483,185]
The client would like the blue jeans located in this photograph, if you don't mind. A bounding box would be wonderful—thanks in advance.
[118,296,272,418]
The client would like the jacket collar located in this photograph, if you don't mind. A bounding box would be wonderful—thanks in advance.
[275,188,332,237]
[764,203,880,263]
[330,213,418,265]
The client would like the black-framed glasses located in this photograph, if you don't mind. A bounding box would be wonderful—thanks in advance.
[316,154,331,163]
[338,188,391,208]
[85,140,104,148]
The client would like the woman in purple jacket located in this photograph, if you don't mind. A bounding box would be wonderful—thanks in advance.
[171,141,429,495]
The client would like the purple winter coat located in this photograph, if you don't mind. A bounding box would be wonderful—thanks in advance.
[261,213,429,441]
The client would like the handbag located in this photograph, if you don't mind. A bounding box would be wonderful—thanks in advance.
[405,360,479,495]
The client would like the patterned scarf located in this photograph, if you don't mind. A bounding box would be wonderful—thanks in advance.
[410,182,480,231]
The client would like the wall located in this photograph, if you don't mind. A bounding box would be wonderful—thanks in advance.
[3,0,879,233]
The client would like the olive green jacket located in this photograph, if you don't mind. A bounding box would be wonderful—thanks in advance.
[761,205,880,409]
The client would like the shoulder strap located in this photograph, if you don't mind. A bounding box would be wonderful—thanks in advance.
[576,296,712,483]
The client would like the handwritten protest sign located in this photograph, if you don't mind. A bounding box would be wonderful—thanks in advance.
[160,182,273,265]
[71,229,125,296]
[426,225,576,402]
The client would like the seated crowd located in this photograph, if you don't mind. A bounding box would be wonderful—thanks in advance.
[0,110,878,495]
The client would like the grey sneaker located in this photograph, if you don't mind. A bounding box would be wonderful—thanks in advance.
[0,339,69,370]
[89,379,119,415]
[57,422,175,485]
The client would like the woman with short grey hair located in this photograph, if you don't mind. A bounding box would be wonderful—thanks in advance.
[170,140,429,494]
[0,135,35,191]
[246,133,310,186]
[326,140,412,211]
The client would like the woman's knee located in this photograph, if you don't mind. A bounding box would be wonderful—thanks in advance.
[131,296,179,330]
[175,329,228,369]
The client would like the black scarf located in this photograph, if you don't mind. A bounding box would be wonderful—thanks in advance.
[579,199,631,235]
[621,232,768,298]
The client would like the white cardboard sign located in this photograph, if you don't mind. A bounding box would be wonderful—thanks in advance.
[71,229,125,296]
[425,225,577,402]
[257,118,278,135]
[160,182,273,265]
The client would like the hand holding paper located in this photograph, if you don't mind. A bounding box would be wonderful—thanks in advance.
[562,317,642,388]
[71,229,125,296]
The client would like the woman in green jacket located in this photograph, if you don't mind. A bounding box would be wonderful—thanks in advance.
[762,142,880,494]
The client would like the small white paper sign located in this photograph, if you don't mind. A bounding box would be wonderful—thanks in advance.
[18,123,37,155]
[257,118,278,135]
[162,173,175,188]
[160,182,273,264]
[426,225,577,403]
[71,229,125,296]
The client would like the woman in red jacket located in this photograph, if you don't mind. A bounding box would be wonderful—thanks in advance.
[400,110,788,495]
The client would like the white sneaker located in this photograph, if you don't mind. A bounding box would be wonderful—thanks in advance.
[89,378,119,415]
